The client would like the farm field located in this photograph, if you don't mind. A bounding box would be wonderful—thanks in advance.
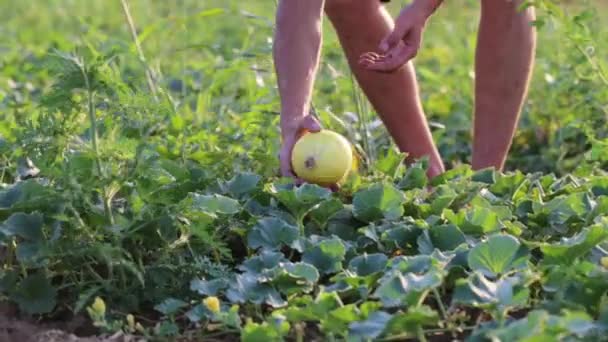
[1,0,608,341]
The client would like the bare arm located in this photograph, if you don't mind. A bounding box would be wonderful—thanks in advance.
[273,0,325,178]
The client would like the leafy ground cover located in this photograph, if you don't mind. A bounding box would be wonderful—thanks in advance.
[1,0,608,341]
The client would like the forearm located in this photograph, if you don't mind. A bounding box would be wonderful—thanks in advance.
[273,0,325,137]
[411,0,444,18]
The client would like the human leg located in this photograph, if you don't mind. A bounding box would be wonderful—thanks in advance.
[324,0,444,178]
[472,0,536,170]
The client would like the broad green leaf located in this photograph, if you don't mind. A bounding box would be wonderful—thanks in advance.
[268,183,332,219]
[468,234,529,277]
[242,319,288,342]
[0,180,51,209]
[190,278,229,296]
[247,217,299,251]
[375,148,406,178]
[190,193,241,216]
[398,163,428,190]
[424,185,457,215]
[381,222,422,252]
[444,207,501,235]
[2,212,44,241]
[302,237,346,275]
[472,168,496,184]
[547,193,592,225]
[452,272,529,312]
[154,298,188,316]
[352,183,405,222]
[283,291,342,322]
[321,304,363,335]
[383,305,439,338]
[373,269,443,308]
[348,311,393,340]
[16,241,44,265]
[239,250,288,274]
[348,253,388,277]
[541,223,608,264]
[227,172,261,197]
[486,309,599,341]
[226,273,286,308]
[12,273,57,314]
[309,198,344,227]
[265,262,319,296]
[428,223,467,251]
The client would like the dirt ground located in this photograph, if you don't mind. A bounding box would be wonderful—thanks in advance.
[0,303,143,342]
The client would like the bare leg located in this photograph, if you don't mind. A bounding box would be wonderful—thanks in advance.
[472,0,536,171]
[324,0,444,178]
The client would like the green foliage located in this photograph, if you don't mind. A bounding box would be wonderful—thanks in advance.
[0,0,607,341]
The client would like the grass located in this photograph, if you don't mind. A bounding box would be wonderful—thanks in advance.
[1,0,608,341]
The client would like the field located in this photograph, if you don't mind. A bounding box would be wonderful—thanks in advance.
[1,0,608,341]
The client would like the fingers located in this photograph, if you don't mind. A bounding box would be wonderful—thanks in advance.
[360,28,421,72]
[301,114,322,133]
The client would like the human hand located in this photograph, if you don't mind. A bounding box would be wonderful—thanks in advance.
[279,114,322,181]
[359,1,434,72]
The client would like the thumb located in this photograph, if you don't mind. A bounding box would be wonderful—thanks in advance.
[379,28,403,53]
[301,114,322,132]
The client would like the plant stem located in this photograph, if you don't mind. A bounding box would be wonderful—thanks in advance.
[119,0,159,102]
[417,326,428,342]
[432,288,449,321]
[79,61,114,226]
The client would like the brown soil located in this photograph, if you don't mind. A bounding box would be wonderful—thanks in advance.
[0,303,143,342]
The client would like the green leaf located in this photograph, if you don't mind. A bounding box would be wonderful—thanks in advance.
[539,193,592,228]
[322,304,363,335]
[452,272,529,312]
[373,268,443,308]
[398,163,428,190]
[268,183,332,219]
[242,319,288,342]
[309,199,344,227]
[348,253,388,277]
[2,212,44,241]
[468,234,529,278]
[383,306,439,338]
[227,172,261,197]
[302,237,346,275]
[428,224,467,251]
[444,207,501,235]
[16,241,44,265]
[472,168,496,184]
[348,311,393,340]
[375,148,406,178]
[541,223,608,264]
[485,309,600,341]
[266,262,319,296]
[283,291,342,322]
[239,251,288,274]
[247,217,299,251]
[352,183,405,222]
[226,273,286,308]
[12,273,57,314]
[427,185,457,215]
[154,298,188,316]
[381,222,422,252]
[190,193,241,216]
[190,278,229,296]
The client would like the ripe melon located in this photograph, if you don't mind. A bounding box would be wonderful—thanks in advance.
[291,130,353,186]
